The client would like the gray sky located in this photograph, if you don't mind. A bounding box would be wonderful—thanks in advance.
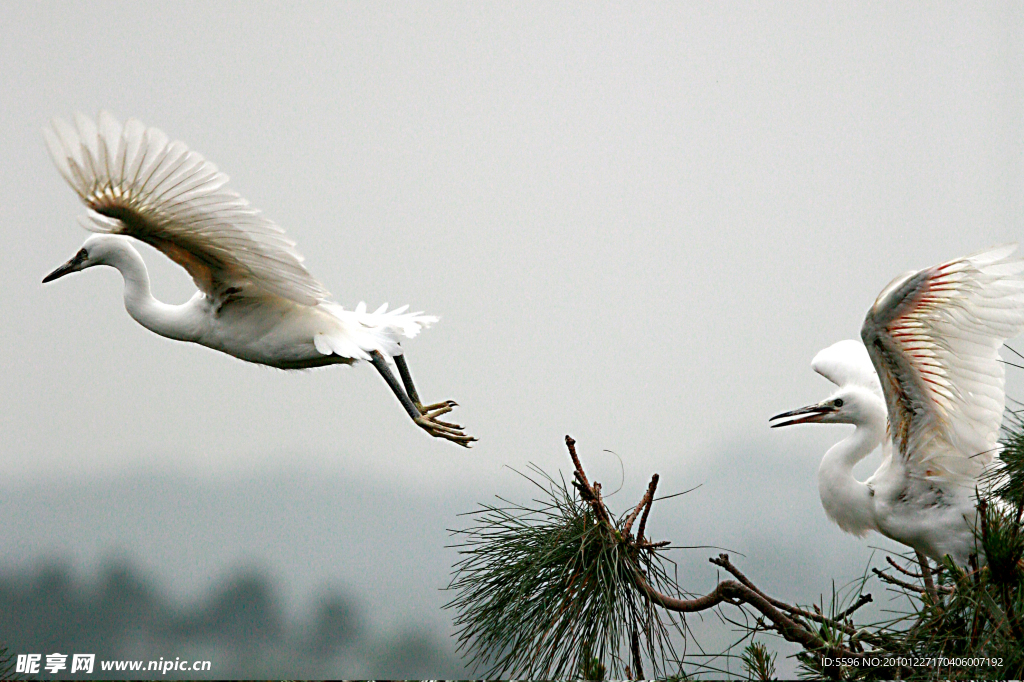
[2,2,1023,673]
[5,1,1022,488]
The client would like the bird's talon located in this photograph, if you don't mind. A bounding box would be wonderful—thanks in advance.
[423,405,454,420]
[413,413,475,445]
[418,399,457,412]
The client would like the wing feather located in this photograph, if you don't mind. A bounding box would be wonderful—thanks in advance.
[46,112,328,305]
[861,246,1024,481]
[811,339,883,397]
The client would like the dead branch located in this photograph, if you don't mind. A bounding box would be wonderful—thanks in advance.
[836,594,874,622]
[916,550,939,604]
[561,435,898,666]
[872,567,953,595]
[887,556,923,578]
[709,553,880,643]
[624,474,659,539]
[566,435,614,528]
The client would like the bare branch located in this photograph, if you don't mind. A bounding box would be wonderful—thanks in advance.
[633,570,885,661]
[872,567,953,595]
[836,594,874,622]
[887,556,923,578]
[709,553,878,641]
[624,473,659,539]
[916,550,939,605]
[565,435,614,528]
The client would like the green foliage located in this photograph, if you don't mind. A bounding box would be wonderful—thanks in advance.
[979,499,1024,588]
[0,644,19,681]
[741,641,776,681]
[449,415,1024,680]
[794,552,1022,679]
[793,427,1024,681]
[992,407,1024,509]
[578,641,607,680]
[445,465,685,679]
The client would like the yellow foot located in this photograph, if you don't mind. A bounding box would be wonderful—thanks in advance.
[413,400,476,447]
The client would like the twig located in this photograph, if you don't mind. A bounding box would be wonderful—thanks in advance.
[566,435,614,527]
[708,553,874,639]
[630,627,643,680]
[887,556,923,578]
[564,437,898,670]
[916,550,939,605]
[636,474,658,542]
[872,568,953,595]
[565,435,589,487]
[633,570,890,663]
[836,594,874,622]
[624,473,659,539]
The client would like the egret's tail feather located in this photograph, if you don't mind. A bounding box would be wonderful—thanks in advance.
[316,302,438,361]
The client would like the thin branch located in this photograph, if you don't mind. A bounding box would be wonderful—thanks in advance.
[630,628,643,680]
[633,570,886,662]
[836,594,874,622]
[566,435,614,528]
[624,473,659,539]
[708,553,874,639]
[916,550,939,605]
[564,437,894,665]
[1005,343,1024,362]
[636,474,659,543]
[872,567,953,595]
[565,435,589,488]
[887,556,923,578]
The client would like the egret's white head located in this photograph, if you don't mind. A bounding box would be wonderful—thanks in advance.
[43,234,125,283]
[769,385,885,429]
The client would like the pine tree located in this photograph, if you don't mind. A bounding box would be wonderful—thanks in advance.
[447,426,1024,679]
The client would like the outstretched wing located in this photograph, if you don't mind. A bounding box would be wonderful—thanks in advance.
[861,246,1024,481]
[44,111,329,305]
[812,339,884,398]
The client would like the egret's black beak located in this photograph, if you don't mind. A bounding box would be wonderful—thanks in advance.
[769,402,835,428]
[43,249,86,283]
[43,259,77,283]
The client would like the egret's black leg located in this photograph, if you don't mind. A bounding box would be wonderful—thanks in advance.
[394,353,460,416]
[370,351,476,447]
[370,351,420,421]
[394,353,423,407]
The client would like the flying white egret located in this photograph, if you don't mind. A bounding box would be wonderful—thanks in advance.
[770,246,1024,565]
[42,112,474,446]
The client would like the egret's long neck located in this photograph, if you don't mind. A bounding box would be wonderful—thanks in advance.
[817,415,885,535]
[105,243,198,343]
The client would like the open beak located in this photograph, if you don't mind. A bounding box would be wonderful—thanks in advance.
[769,402,836,428]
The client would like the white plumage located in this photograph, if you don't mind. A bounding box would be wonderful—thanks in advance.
[771,247,1024,564]
[43,112,474,446]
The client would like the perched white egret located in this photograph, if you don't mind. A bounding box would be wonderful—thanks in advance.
[42,112,474,446]
[770,246,1024,564]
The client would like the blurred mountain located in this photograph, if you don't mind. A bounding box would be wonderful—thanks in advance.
[0,439,907,678]
[0,560,464,679]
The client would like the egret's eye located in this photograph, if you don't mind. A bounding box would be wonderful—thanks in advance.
[75,248,88,262]
[834,398,844,407]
